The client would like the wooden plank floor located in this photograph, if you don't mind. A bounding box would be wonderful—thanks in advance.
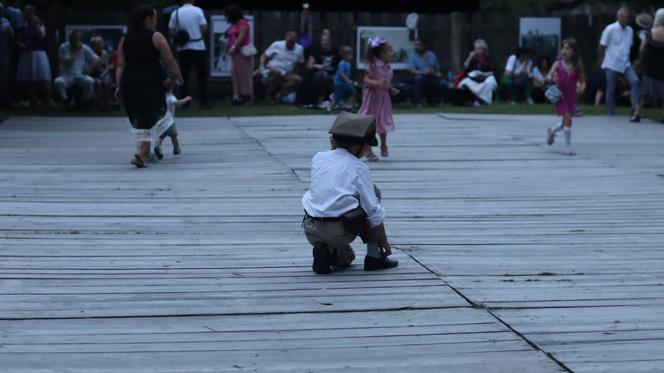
[1,113,662,371]
[235,113,664,372]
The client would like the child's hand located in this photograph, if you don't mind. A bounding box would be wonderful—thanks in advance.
[390,87,400,96]
[184,96,193,103]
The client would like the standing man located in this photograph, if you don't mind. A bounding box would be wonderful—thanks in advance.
[407,38,449,108]
[0,2,14,107]
[54,30,99,109]
[599,6,639,119]
[169,0,209,109]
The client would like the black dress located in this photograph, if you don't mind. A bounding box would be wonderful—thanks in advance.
[121,29,170,140]
[640,34,664,105]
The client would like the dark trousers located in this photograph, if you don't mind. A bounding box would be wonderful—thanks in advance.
[412,75,449,105]
[312,70,333,102]
[178,50,208,105]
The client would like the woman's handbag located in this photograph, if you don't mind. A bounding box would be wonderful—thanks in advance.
[545,84,563,104]
[240,43,257,57]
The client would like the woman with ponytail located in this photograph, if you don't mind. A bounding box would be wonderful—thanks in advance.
[116,5,184,168]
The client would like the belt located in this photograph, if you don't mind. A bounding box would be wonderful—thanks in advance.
[304,211,344,222]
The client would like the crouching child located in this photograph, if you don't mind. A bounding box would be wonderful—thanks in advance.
[301,111,398,274]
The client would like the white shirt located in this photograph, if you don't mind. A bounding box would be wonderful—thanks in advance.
[600,21,633,73]
[168,3,207,51]
[532,66,546,84]
[504,54,532,77]
[166,93,177,119]
[264,40,304,76]
[302,149,385,227]
[58,43,98,78]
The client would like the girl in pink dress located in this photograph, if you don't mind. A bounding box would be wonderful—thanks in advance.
[358,37,400,161]
[546,38,586,156]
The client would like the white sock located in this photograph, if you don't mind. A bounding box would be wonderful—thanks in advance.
[564,127,572,148]
[366,242,382,258]
[550,122,563,134]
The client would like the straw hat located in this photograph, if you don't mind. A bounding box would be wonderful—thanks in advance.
[636,12,653,28]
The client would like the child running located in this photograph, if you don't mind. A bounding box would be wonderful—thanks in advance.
[154,80,191,160]
[331,46,357,110]
[546,38,586,156]
[358,36,399,161]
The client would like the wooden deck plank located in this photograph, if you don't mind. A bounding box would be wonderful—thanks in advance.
[4,113,663,371]
[236,113,664,372]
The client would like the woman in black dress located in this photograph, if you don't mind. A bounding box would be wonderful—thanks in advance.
[116,5,184,167]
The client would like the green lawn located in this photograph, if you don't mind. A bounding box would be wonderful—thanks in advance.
[1,102,662,122]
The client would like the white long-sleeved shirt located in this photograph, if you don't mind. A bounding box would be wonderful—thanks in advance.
[302,149,385,227]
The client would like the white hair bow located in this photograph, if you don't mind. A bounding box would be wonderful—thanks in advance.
[368,36,386,48]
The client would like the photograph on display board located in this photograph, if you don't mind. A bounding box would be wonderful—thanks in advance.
[519,18,561,61]
[64,25,127,54]
[210,15,255,77]
[356,26,413,70]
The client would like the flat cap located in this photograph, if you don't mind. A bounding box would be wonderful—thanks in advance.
[328,111,378,146]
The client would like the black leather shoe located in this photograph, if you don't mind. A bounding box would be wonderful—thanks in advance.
[364,255,398,271]
[312,243,331,274]
[630,115,640,123]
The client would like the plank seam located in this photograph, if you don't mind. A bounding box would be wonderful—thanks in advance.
[400,246,574,373]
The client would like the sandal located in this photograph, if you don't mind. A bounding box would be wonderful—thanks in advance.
[131,153,147,168]
[381,146,389,157]
[366,152,379,162]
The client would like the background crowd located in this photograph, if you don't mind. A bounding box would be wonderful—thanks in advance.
[0,1,663,123]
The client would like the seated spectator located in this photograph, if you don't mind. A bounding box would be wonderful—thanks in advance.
[16,5,52,108]
[89,36,115,111]
[331,46,356,110]
[458,38,497,106]
[532,56,552,102]
[0,2,14,107]
[303,30,338,105]
[408,38,450,108]
[500,46,533,104]
[54,30,99,109]
[259,31,305,103]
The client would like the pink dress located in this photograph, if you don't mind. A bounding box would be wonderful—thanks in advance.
[358,59,395,134]
[555,60,578,116]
